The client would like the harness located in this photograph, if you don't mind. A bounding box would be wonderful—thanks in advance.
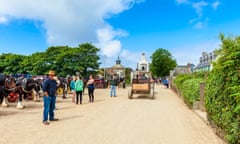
[22,87,33,94]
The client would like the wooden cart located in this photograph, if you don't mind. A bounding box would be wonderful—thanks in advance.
[128,71,154,99]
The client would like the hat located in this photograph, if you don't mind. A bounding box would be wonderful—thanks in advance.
[48,70,55,76]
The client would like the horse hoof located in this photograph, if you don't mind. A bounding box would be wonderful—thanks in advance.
[1,103,9,107]
[16,103,24,109]
[16,105,24,109]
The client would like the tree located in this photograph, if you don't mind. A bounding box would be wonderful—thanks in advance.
[0,53,26,74]
[36,43,100,77]
[125,67,133,84]
[150,48,177,77]
[0,43,100,77]
[77,43,100,77]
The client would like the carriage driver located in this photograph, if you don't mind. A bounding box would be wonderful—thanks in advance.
[42,70,59,125]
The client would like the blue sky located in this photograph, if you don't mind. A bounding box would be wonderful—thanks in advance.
[0,0,240,69]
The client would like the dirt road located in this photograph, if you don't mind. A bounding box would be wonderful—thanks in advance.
[0,85,225,144]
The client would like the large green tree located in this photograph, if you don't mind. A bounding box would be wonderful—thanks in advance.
[0,43,100,77]
[0,53,26,74]
[150,48,177,77]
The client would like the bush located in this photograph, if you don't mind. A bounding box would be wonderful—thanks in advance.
[205,34,240,144]
[181,78,204,107]
[174,74,204,108]
[174,74,193,90]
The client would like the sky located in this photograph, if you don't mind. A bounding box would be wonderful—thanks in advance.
[0,0,240,69]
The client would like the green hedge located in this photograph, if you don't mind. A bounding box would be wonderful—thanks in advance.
[205,34,240,144]
[181,78,203,107]
[174,74,193,90]
[174,74,203,108]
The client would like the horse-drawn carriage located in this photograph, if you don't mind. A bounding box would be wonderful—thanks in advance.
[128,71,155,99]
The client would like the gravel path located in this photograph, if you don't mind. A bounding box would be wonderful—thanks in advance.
[0,85,225,144]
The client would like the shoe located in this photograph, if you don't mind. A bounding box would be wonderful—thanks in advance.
[43,121,50,125]
[50,118,59,121]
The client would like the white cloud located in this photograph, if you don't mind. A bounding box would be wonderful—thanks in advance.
[212,1,220,10]
[177,0,221,29]
[194,21,204,29]
[176,0,189,4]
[192,1,209,17]
[0,0,140,57]
[0,16,7,24]
[191,17,209,29]
[98,40,121,58]
[96,25,128,57]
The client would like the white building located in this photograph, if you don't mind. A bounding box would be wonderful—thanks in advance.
[137,53,149,72]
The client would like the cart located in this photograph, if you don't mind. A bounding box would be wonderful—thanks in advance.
[128,71,155,99]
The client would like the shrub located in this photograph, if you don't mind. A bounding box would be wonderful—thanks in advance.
[174,74,204,108]
[205,34,240,144]
[181,78,204,107]
[174,74,193,90]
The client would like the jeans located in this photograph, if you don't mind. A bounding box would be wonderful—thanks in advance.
[110,85,116,97]
[43,96,56,122]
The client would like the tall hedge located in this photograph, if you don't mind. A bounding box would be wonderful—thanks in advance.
[174,74,203,107]
[181,78,203,107]
[205,34,240,143]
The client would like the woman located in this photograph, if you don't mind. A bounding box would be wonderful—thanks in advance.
[87,75,95,103]
[70,76,76,103]
[75,76,83,104]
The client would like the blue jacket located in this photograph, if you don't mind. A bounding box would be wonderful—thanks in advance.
[42,78,57,96]
[70,80,75,90]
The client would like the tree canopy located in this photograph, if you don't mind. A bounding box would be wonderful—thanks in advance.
[150,48,177,77]
[0,43,100,77]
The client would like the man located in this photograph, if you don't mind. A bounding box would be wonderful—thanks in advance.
[110,75,117,97]
[42,70,59,125]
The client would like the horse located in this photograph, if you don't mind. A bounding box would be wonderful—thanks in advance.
[55,77,68,99]
[0,74,41,109]
[0,74,20,107]
[16,77,41,107]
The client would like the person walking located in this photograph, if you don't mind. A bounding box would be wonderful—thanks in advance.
[70,76,76,103]
[87,75,95,103]
[110,75,117,97]
[42,70,59,125]
[75,76,83,104]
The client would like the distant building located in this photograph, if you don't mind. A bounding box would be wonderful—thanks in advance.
[195,51,217,72]
[105,55,125,79]
[170,63,193,78]
[137,53,149,72]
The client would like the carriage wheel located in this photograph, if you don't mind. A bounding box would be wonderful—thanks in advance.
[150,85,155,99]
[57,88,63,95]
[128,88,133,99]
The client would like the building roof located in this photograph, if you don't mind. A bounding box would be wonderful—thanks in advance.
[111,64,125,69]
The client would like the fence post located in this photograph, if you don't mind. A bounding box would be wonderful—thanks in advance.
[199,82,206,112]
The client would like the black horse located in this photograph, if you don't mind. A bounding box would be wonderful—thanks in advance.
[0,74,7,104]
[17,78,41,104]
[0,74,41,108]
